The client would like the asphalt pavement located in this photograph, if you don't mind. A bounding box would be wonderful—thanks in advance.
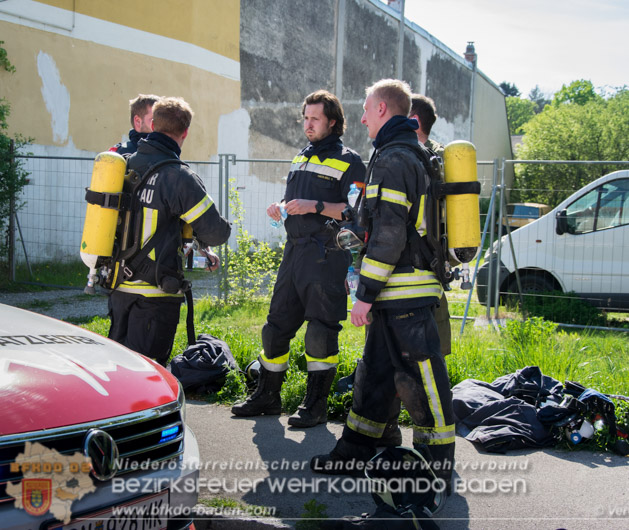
[187,401,629,529]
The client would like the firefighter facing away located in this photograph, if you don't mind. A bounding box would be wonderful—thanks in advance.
[107,97,231,365]
[231,90,366,427]
[310,79,456,495]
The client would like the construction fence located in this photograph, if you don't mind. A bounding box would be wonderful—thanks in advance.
[5,153,629,330]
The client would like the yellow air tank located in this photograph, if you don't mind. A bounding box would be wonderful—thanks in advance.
[80,151,126,294]
[443,140,480,288]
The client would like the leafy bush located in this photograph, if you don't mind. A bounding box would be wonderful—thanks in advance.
[222,180,282,302]
[0,42,31,271]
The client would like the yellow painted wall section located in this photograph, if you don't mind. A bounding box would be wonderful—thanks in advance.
[0,21,240,159]
[38,0,240,61]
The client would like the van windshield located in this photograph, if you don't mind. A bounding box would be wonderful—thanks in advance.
[565,178,629,233]
[508,204,540,218]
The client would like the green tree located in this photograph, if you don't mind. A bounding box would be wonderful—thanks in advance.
[1,42,31,268]
[528,85,551,114]
[514,87,628,205]
[552,79,601,106]
[505,96,536,135]
[499,81,520,97]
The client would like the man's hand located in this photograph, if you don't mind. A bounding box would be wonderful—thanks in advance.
[351,300,372,327]
[284,199,317,216]
[267,202,285,221]
[198,247,220,271]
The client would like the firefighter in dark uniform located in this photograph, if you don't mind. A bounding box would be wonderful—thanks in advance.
[108,97,231,365]
[232,90,366,427]
[110,94,159,156]
[377,93,454,447]
[311,80,455,494]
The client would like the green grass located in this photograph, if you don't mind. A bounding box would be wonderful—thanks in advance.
[79,295,629,454]
[0,259,88,290]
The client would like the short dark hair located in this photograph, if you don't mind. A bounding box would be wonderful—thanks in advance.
[129,94,159,126]
[410,94,438,135]
[366,79,412,117]
[152,97,194,136]
[302,90,346,136]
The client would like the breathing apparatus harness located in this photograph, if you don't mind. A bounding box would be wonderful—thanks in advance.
[85,157,197,344]
[331,142,481,289]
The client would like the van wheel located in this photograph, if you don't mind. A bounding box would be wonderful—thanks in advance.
[504,273,556,308]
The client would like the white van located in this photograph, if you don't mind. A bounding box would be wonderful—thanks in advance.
[477,170,629,311]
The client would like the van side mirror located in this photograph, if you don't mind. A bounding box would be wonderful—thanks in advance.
[556,209,568,235]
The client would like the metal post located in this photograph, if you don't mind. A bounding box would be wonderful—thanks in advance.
[7,140,16,282]
[218,154,236,303]
[492,158,506,318]
[461,181,497,334]
[396,0,405,79]
[485,159,498,321]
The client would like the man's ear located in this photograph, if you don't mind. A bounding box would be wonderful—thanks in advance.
[182,128,188,140]
[378,101,387,117]
[133,114,142,130]
[150,120,155,131]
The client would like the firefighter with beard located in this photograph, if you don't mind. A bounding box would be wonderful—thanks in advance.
[232,90,366,427]
[310,80,455,496]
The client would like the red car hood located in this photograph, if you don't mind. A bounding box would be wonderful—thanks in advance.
[0,304,179,435]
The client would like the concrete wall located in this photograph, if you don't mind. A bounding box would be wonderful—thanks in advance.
[240,0,512,189]
[1,0,512,261]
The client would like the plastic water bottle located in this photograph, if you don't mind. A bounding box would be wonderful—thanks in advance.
[347,266,359,303]
[270,205,288,229]
[347,183,360,208]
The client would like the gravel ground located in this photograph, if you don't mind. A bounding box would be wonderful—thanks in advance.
[0,271,222,321]
[0,288,110,321]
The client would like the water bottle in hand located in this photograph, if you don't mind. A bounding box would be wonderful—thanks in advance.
[347,265,359,304]
[270,205,288,229]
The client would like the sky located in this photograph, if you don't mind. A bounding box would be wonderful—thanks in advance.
[401,0,628,99]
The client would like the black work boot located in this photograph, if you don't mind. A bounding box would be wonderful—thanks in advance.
[310,437,376,476]
[414,442,455,496]
[288,368,336,428]
[231,366,286,417]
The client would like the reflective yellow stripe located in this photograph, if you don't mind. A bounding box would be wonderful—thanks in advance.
[142,208,158,261]
[259,351,289,372]
[181,195,213,223]
[117,281,183,298]
[419,358,445,427]
[305,353,339,365]
[346,410,386,438]
[413,424,456,445]
[386,270,440,285]
[415,195,426,233]
[381,187,411,208]
[289,155,350,180]
[366,184,379,199]
[376,285,443,301]
[360,257,395,282]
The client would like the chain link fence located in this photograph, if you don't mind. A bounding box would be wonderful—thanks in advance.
[5,153,629,330]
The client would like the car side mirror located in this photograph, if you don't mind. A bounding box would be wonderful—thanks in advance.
[556,209,568,235]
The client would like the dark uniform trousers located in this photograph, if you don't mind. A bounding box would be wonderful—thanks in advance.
[108,291,182,365]
[343,305,456,475]
[261,238,350,370]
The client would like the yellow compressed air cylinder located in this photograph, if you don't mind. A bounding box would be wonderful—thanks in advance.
[443,140,480,264]
[80,152,126,272]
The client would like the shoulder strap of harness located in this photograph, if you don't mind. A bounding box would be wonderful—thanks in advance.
[113,158,188,287]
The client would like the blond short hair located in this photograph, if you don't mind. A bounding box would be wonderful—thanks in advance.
[366,79,412,117]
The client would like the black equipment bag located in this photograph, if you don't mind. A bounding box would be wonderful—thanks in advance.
[169,334,239,393]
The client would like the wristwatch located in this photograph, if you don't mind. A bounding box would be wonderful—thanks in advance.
[315,200,325,214]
